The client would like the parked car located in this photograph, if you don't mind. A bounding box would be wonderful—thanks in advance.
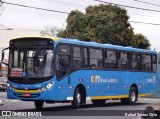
[0,77,7,92]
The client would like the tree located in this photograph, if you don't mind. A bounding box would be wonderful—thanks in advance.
[40,25,61,37]
[132,34,150,49]
[58,4,150,49]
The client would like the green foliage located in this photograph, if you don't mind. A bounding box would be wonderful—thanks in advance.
[132,34,150,49]
[58,4,150,49]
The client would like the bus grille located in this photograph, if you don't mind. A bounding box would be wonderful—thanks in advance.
[13,88,40,98]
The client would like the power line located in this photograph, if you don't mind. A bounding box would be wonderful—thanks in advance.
[129,21,160,25]
[3,0,160,20]
[134,0,160,7]
[85,14,160,26]
[44,0,160,19]
[128,12,160,19]
[2,1,160,26]
[0,0,4,16]
[2,1,69,14]
[43,0,86,8]
[94,0,160,13]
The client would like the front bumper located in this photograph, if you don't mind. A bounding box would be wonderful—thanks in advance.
[7,87,58,101]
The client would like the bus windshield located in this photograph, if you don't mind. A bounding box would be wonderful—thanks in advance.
[9,49,54,78]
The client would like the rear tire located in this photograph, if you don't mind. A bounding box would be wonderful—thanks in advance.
[91,99,106,105]
[34,101,44,110]
[121,87,137,105]
[129,87,137,105]
[71,88,81,109]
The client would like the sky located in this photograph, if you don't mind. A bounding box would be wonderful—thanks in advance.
[0,0,160,50]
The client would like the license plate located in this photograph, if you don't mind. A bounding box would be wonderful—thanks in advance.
[22,93,30,97]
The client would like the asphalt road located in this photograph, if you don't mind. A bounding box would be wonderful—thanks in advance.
[0,92,160,119]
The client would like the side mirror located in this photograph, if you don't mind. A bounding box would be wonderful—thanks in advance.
[2,52,4,61]
[2,47,9,66]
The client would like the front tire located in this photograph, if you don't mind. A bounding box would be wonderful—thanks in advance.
[34,101,44,110]
[71,88,81,109]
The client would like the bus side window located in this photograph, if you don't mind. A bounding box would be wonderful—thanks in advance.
[152,55,157,72]
[73,47,82,69]
[89,48,103,69]
[105,50,117,70]
[119,52,130,70]
[82,48,88,68]
[131,53,142,71]
[142,54,151,72]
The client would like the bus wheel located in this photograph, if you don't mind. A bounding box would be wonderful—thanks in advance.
[91,99,106,105]
[72,87,81,109]
[129,87,137,105]
[34,101,44,110]
[121,87,137,105]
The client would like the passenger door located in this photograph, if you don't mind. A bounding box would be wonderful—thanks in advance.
[55,44,71,100]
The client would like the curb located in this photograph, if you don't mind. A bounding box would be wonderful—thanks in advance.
[139,98,160,102]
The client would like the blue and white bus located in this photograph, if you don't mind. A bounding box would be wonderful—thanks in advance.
[2,37,158,109]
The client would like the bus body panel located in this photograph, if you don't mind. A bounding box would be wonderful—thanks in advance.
[57,76,69,100]
[5,37,158,104]
[68,70,157,98]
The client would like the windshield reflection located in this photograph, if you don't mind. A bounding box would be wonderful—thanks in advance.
[9,49,54,78]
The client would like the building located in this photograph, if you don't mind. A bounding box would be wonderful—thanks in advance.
[0,24,41,77]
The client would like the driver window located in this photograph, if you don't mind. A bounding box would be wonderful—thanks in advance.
[56,44,70,80]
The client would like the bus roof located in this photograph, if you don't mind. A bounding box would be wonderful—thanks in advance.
[10,37,157,54]
[11,36,59,41]
[57,38,157,54]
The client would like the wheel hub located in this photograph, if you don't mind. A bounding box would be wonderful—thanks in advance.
[131,91,136,102]
[77,93,81,103]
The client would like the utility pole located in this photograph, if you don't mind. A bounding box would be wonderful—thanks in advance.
[0,0,4,16]
[0,0,2,8]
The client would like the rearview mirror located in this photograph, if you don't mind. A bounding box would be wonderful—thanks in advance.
[2,52,4,61]
[2,47,9,66]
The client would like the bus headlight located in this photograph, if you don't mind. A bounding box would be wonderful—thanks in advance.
[7,84,15,91]
[46,82,54,89]
[7,83,10,87]
[39,82,54,92]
